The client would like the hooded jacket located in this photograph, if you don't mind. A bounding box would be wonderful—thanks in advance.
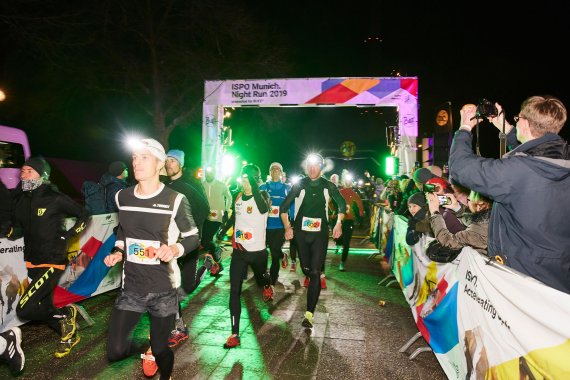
[449,128,570,293]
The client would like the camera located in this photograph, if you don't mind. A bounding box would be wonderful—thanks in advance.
[476,98,498,118]
[423,183,436,192]
[438,195,451,206]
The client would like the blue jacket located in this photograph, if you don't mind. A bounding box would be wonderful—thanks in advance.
[449,128,570,293]
[260,180,292,229]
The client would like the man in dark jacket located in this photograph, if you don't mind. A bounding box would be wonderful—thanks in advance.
[449,96,570,294]
[101,161,129,213]
[10,156,89,358]
[163,149,211,348]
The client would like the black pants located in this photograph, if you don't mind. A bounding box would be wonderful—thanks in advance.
[201,220,222,260]
[107,308,175,379]
[289,237,298,261]
[17,266,66,334]
[228,249,270,335]
[340,220,354,263]
[266,228,285,285]
[295,229,329,313]
[179,248,207,295]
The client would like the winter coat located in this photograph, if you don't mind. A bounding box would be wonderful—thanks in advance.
[449,128,570,293]
[429,209,490,255]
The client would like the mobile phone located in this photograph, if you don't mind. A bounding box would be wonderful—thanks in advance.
[438,195,451,206]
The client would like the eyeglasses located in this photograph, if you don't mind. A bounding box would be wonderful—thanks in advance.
[513,115,526,123]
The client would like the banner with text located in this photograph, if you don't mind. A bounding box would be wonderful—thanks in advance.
[390,216,570,379]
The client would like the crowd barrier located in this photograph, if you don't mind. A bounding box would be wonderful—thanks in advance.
[374,207,570,379]
[0,214,121,332]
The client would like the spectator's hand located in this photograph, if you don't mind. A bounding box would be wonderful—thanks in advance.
[487,102,513,134]
[442,193,459,210]
[459,104,478,130]
[426,193,440,214]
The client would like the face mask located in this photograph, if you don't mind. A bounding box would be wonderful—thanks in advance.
[21,178,43,191]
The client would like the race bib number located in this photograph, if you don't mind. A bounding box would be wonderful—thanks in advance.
[269,205,280,218]
[301,217,322,232]
[126,238,161,265]
[209,210,219,219]
[235,228,256,243]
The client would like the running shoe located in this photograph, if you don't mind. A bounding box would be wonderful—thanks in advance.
[141,347,158,377]
[224,334,240,349]
[302,311,314,328]
[320,274,327,289]
[210,261,222,276]
[290,261,296,272]
[0,327,24,373]
[168,327,189,348]
[203,253,214,271]
[60,304,78,341]
[54,332,80,358]
[262,285,274,302]
[303,276,310,288]
[339,262,345,271]
[281,252,288,269]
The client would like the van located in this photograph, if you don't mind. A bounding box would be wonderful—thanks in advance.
[0,125,31,189]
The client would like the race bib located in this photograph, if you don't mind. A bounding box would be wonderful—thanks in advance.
[209,210,219,219]
[126,238,161,265]
[301,216,322,232]
[269,205,280,218]
[235,228,256,243]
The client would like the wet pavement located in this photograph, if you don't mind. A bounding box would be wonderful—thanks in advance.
[2,231,447,379]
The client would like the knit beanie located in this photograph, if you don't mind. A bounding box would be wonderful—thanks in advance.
[407,192,427,208]
[108,161,127,177]
[167,149,185,167]
[413,167,436,184]
[24,156,51,180]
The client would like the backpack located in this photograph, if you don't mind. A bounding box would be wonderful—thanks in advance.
[81,180,109,215]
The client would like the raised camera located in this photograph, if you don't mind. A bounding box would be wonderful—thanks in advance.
[438,195,451,206]
[476,98,498,118]
[423,183,436,192]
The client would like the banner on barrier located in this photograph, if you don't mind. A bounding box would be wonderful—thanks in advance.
[389,215,570,379]
[0,213,121,331]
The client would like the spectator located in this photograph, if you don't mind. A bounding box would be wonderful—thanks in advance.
[424,177,465,234]
[102,161,129,213]
[412,167,436,191]
[427,191,492,256]
[405,192,432,246]
[450,96,570,293]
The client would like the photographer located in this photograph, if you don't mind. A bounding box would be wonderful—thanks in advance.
[426,191,492,256]
[424,177,465,234]
[449,96,570,294]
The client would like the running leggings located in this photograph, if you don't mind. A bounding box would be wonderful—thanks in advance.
[340,220,354,263]
[17,266,65,333]
[229,249,270,334]
[295,229,329,313]
[266,228,285,285]
[107,308,175,379]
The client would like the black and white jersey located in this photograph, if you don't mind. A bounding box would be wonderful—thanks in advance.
[116,184,199,294]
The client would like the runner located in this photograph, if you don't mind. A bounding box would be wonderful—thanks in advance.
[259,162,291,285]
[280,154,346,328]
[104,138,199,379]
[223,164,273,348]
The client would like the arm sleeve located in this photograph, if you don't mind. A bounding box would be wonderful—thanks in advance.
[279,183,300,214]
[253,190,270,214]
[429,214,465,250]
[174,195,200,256]
[329,182,347,214]
[223,184,233,212]
[61,194,90,240]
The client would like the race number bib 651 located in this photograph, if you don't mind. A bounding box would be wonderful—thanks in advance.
[126,238,161,265]
[301,217,322,232]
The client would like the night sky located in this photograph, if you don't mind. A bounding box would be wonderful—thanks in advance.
[1,1,569,181]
